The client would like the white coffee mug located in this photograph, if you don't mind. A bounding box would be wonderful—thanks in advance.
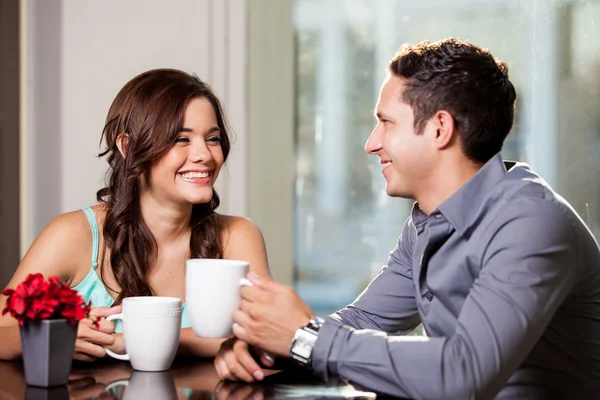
[105,371,177,400]
[186,258,252,338]
[105,296,182,371]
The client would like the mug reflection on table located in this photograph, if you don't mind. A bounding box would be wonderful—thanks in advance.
[105,370,178,400]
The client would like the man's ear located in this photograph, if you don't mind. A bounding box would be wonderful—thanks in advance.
[431,110,456,149]
[116,133,129,158]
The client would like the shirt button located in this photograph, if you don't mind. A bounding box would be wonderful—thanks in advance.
[425,292,433,301]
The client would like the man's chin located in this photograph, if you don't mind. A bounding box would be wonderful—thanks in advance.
[385,186,411,199]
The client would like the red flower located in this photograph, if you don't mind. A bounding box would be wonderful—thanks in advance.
[1,273,92,326]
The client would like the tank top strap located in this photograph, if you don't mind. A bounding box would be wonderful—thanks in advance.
[82,207,99,270]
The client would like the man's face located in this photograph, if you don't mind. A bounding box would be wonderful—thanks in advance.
[365,75,434,199]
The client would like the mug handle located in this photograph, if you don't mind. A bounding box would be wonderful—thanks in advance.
[105,314,130,361]
[105,378,129,395]
[239,278,254,287]
[234,278,253,331]
[236,277,275,364]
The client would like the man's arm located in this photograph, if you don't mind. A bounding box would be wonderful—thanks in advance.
[328,217,421,334]
[311,199,580,399]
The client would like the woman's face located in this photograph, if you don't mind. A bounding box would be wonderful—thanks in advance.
[141,97,225,207]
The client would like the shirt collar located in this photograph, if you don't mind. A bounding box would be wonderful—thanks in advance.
[435,153,509,235]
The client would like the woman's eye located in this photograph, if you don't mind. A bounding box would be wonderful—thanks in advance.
[206,136,222,144]
[174,137,189,144]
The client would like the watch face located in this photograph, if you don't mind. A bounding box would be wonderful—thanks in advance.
[293,328,317,359]
[295,342,313,359]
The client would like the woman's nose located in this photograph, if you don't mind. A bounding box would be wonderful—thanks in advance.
[189,140,212,163]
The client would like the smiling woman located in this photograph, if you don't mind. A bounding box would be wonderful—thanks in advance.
[0,69,271,362]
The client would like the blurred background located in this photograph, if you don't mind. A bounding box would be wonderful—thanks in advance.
[1,0,599,317]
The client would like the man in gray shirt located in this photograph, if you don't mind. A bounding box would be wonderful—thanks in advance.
[215,38,600,398]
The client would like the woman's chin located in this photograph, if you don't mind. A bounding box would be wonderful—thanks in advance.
[187,195,213,205]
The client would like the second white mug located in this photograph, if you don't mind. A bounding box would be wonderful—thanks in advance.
[186,258,251,338]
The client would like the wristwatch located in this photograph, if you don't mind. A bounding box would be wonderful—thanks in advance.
[289,317,325,367]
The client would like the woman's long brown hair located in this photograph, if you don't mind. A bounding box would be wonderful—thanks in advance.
[96,69,231,305]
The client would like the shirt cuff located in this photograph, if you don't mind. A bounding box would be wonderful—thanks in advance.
[311,317,343,382]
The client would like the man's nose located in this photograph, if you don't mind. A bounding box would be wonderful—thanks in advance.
[365,126,382,155]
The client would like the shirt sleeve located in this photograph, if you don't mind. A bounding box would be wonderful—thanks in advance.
[327,217,421,334]
[311,198,579,399]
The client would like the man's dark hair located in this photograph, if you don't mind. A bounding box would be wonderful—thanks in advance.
[388,37,517,163]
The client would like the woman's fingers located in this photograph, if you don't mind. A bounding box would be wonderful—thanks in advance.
[233,340,264,380]
[223,349,255,382]
[73,351,97,362]
[89,306,121,319]
[78,321,115,346]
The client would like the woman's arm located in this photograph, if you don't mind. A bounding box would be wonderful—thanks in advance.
[0,211,117,361]
[178,216,271,358]
[0,212,88,359]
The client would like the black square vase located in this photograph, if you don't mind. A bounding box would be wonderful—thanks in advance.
[20,319,78,387]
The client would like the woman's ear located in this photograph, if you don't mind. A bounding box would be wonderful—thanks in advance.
[116,133,129,158]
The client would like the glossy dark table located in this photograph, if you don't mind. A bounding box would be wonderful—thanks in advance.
[0,358,377,400]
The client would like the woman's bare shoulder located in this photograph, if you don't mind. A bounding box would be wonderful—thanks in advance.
[219,215,263,241]
[12,208,97,286]
[218,214,270,275]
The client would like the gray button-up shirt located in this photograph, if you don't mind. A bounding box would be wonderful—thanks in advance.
[311,154,600,399]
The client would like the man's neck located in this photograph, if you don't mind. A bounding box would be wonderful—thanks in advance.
[416,156,483,215]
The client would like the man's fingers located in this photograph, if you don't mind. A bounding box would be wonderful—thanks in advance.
[239,299,253,315]
[240,286,268,303]
[245,273,282,292]
[232,312,254,344]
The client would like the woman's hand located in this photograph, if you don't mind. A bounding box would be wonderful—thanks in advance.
[214,337,274,382]
[74,306,121,362]
[105,333,125,355]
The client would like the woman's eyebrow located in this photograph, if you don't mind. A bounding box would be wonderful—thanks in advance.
[179,126,221,134]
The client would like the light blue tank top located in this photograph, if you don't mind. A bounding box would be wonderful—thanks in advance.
[73,207,191,332]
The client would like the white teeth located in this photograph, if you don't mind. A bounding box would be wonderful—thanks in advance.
[180,172,209,179]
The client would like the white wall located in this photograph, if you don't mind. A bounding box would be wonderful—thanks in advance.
[20,0,248,253]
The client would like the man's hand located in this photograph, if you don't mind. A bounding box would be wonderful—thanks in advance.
[214,337,275,382]
[232,273,314,357]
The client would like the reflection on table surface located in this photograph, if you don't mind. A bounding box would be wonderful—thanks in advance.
[0,358,377,400]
